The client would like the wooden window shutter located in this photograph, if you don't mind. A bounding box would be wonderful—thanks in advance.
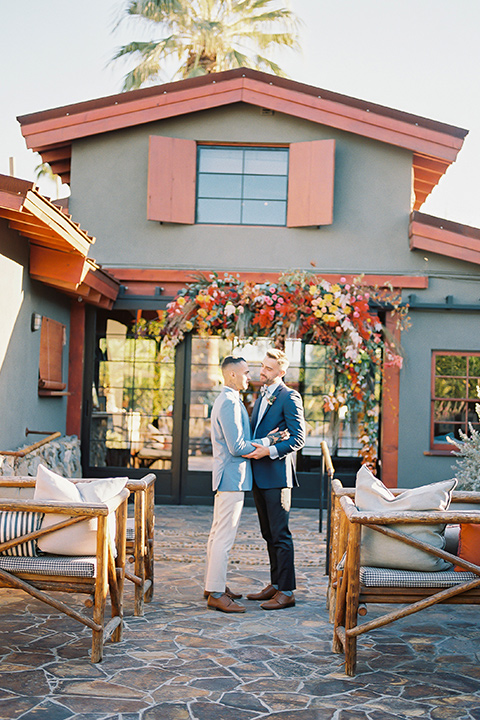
[38,317,67,395]
[287,139,335,227]
[147,135,197,224]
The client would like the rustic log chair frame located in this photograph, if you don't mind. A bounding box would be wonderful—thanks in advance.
[0,487,129,662]
[124,474,156,616]
[331,476,480,675]
[0,474,156,617]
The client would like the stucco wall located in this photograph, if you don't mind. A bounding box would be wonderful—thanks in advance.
[69,104,419,275]
[0,220,71,451]
[398,274,480,487]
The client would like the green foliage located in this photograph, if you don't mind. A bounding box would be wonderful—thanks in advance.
[449,423,480,491]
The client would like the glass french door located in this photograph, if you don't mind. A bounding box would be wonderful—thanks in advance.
[180,337,372,505]
[83,311,377,505]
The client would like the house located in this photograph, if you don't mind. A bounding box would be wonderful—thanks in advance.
[11,67,480,504]
[0,174,119,473]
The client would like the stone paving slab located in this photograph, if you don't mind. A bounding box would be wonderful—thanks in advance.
[0,505,479,719]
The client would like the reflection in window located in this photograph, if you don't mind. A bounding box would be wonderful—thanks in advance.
[90,313,175,469]
[186,337,374,473]
[196,146,289,226]
[431,351,480,449]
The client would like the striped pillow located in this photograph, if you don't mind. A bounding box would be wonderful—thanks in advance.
[0,511,43,557]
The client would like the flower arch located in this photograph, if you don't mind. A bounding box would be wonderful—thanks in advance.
[137,271,409,465]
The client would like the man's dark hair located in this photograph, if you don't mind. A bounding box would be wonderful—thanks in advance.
[221,355,246,370]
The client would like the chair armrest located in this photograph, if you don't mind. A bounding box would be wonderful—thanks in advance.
[339,495,480,526]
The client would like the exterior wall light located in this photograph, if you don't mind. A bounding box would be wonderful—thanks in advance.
[31,313,42,332]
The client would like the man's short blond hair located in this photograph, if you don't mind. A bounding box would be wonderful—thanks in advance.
[266,348,289,372]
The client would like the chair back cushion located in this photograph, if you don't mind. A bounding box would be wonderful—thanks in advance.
[355,465,456,571]
[34,465,128,555]
[0,511,43,556]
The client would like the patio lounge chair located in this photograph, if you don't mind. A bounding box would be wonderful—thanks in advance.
[0,482,129,662]
[330,473,480,675]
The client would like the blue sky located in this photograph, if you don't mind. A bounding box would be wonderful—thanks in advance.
[2,0,479,227]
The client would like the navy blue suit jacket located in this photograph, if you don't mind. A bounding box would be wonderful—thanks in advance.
[250,383,305,489]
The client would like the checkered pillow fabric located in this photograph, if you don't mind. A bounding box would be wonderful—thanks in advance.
[0,511,43,557]
[360,565,478,588]
[126,518,135,542]
[0,555,96,577]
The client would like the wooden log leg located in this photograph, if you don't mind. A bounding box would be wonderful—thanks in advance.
[111,497,127,642]
[144,484,154,603]
[328,496,341,622]
[134,489,146,616]
[92,515,108,663]
[344,523,361,676]
[333,567,347,654]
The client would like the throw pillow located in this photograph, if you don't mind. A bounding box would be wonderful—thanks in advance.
[0,511,43,556]
[34,465,128,556]
[355,464,456,571]
[454,524,480,571]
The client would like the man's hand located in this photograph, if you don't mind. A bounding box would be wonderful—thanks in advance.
[267,427,290,445]
[242,442,270,459]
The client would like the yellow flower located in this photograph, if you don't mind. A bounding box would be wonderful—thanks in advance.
[309,285,318,295]
[198,308,207,318]
[314,309,323,318]
[177,297,186,306]
[334,297,342,306]
[324,293,333,303]
[331,284,341,293]
[185,321,194,331]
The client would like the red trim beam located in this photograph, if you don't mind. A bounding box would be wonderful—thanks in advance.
[410,211,480,265]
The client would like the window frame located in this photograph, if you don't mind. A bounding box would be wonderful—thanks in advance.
[195,144,290,227]
[430,350,480,451]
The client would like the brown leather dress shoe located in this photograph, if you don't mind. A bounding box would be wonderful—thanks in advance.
[260,591,295,610]
[246,584,277,601]
[203,586,242,600]
[207,593,246,613]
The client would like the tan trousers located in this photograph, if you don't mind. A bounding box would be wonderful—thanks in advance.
[204,490,244,593]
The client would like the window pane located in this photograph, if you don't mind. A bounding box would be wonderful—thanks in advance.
[435,355,467,376]
[242,199,286,225]
[198,147,243,173]
[467,402,480,422]
[469,356,480,375]
[197,173,242,199]
[468,378,480,399]
[244,149,288,175]
[243,175,288,200]
[435,377,466,398]
[433,423,461,443]
[197,198,242,224]
[434,400,466,422]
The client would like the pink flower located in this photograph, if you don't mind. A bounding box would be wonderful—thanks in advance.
[340,276,346,283]
[269,286,276,293]
[265,297,274,306]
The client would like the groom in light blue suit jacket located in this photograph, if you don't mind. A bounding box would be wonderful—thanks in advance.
[205,355,284,613]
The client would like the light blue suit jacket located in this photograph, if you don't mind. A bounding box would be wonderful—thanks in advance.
[211,386,256,492]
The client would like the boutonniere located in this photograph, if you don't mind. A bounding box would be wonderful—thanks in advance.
[266,395,276,406]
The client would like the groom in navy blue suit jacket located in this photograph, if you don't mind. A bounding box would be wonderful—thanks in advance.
[243,348,305,610]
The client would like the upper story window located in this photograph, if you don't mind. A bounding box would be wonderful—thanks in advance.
[147,135,335,227]
[431,351,480,450]
[196,146,288,226]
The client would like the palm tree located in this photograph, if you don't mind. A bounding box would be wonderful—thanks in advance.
[113,0,301,90]
[34,161,62,199]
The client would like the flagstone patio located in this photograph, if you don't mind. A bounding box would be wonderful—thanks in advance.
[0,504,479,719]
